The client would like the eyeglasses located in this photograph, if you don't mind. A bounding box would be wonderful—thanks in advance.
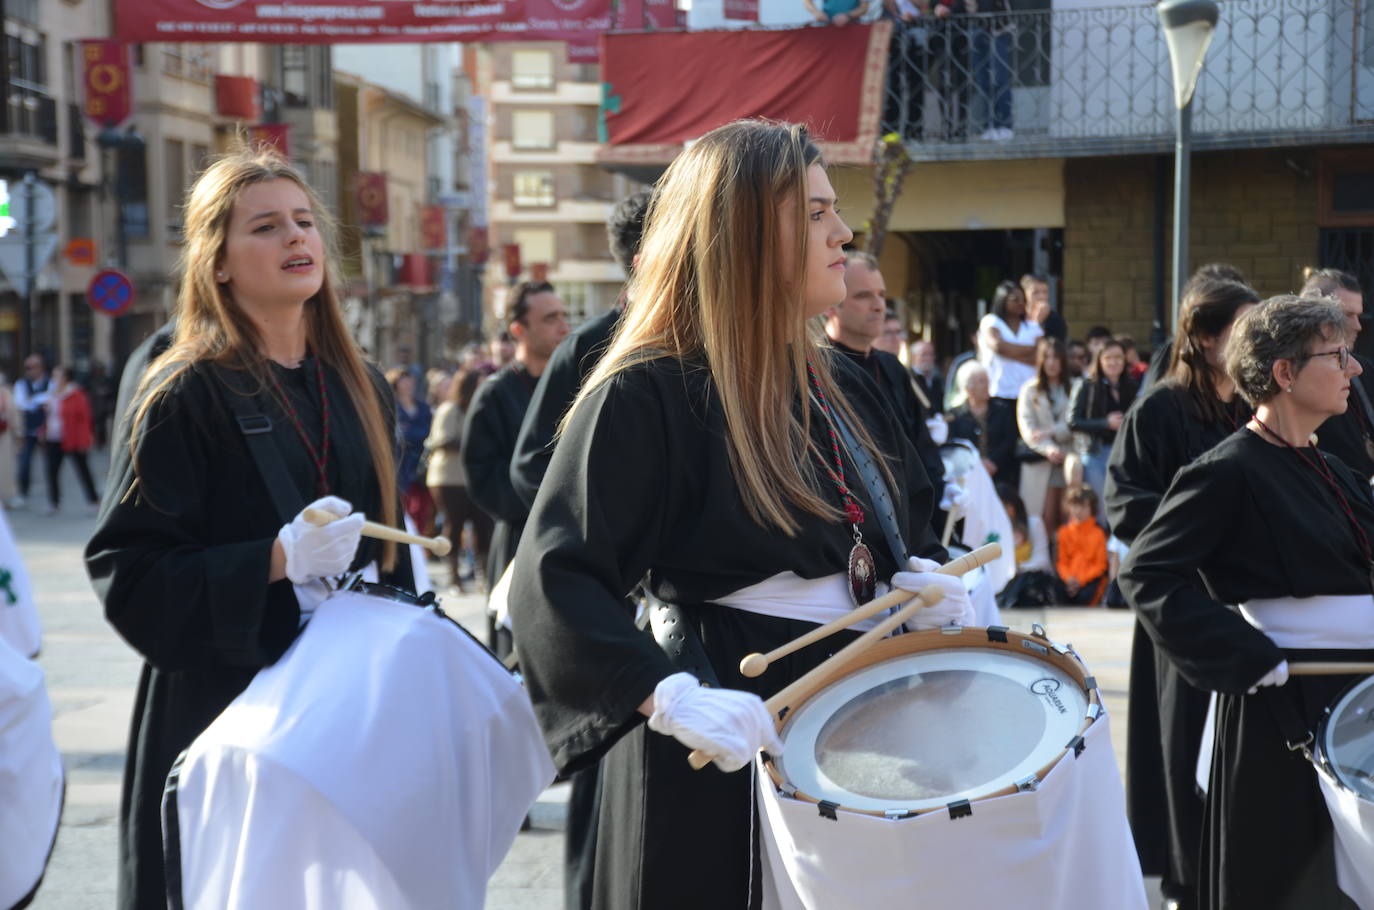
[1308,346,1350,370]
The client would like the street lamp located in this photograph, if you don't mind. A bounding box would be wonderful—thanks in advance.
[1158,0,1219,330]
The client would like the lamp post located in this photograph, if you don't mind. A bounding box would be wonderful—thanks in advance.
[1158,0,1219,331]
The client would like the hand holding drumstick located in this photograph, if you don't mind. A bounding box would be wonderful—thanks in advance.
[272,496,452,585]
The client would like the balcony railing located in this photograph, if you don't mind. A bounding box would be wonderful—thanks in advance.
[882,0,1374,160]
[5,79,58,146]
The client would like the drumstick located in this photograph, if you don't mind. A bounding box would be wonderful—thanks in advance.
[687,582,946,771]
[1289,662,1374,675]
[738,542,1003,678]
[302,507,452,557]
[940,501,960,549]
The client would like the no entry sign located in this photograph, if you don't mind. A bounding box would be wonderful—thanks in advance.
[88,269,135,317]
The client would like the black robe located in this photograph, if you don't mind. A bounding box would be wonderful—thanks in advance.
[511,308,620,510]
[509,352,944,909]
[1104,381,1245,901]
[86,358,412,910]
[1315,351,1374,482]
[510,307,621,910]
[462,361,538,585]
[1119,430,1369,910]
[831,341,946,516]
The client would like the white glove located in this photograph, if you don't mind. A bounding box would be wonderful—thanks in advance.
[891,555,976,630]
[647,672,784,772]
[939,482,968,513]
[277,496,365,585]
[1247,660,1290,695]
[926,416,949,445]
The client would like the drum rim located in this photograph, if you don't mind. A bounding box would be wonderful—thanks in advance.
[763,625,1102,819]
[1316,673,1374,800]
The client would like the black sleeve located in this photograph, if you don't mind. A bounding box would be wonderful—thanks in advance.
[511,338,585,509]
[1068,380,1111,436]
[1104,393,1177,544]
[508,372,678,773]
[85,377,301,672]
[369,365,416,591]
[462,379,527,525]
[1118,459,1285,694]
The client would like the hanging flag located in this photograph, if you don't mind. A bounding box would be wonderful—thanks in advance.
[81,40,132,127]
[420,205,447,251]
[247,122,290,157]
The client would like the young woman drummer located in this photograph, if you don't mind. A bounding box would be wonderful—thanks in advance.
[507,119,972,908]
[1103,277,1258,907]
[1120,295,1372,909]
[85,147,412,909]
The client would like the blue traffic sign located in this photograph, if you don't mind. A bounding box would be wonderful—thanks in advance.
[88,268,134,317]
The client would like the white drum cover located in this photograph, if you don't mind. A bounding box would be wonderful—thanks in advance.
[0,635,63,909]
[759,715,1146,910]
[1318,677,1374,909]
[0,505,40,658]
[946,544,1001,628]
[171,590,555,910]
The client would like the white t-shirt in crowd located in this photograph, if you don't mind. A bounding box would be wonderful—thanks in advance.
[979,314,1043,399]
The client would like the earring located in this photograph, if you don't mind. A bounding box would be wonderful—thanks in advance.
[1287,385,1294,393]
[216,271,226,281]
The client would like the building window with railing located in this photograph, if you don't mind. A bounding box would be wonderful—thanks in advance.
[162,44,212,83]
[281,45,332,109]
[5,31,55,144]
[513,171,556,207]
[511,49,555,90]
[512,109,555,150]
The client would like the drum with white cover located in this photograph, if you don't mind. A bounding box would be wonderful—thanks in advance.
[164,584,554,910]
[0,635,63,909]
[758,625,1146,910]
[1315,674,1374,909]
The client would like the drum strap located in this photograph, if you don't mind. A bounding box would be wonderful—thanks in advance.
[643,590,721,688]
[1257,687,1314,758]
[210,365,306,526]
[829,407,909,569]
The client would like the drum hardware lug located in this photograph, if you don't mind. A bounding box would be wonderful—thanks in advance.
[1087,703,1102,720]
[1020,639,1050,657]
[883,809,911,820]
[1014,775,1040,793]
[939,625,962,636]
[1031,623,1050,640]
[1082,675,1097,691]
[817,800,839,821]
[1285,731,1314,762]
[1065,735,1086,758]
[985,626,1009,643]
[776,706,791,722]
[947,799,972,820]
[780,784,797,799]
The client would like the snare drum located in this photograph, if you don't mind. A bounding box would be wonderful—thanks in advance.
[166,587,555,910]
[1315,675,1374,909]
[758,625,1146,910]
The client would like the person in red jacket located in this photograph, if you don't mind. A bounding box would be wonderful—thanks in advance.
[42,365,99,514]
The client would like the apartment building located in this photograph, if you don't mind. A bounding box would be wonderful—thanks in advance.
[474,42,641,331]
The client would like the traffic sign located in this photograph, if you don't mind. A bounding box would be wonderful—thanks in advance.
[88,269,135,317]
[9,177,56,233]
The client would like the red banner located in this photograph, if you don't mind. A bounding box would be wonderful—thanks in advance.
[420,205,446,251]
[216,75,260,119]
[723,0,759,21]
[247,122,291,157]
[116,0,612,45]
[615,0,683,29]
[468,227,490,265]
[502,243,521,280]
[81,40,131,127]
[598,24,891,167]
[356,173,389,227]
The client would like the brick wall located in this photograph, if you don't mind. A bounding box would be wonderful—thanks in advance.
[1062,149,1319,346]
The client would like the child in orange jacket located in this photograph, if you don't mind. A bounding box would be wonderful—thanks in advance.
[1056,485,1108,605]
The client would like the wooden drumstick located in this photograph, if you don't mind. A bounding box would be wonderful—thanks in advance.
[687,582,947,771]
[940,499,960,549]
[1289,662,1374,675]
[302,507,452,557]
[737,542,1002,678]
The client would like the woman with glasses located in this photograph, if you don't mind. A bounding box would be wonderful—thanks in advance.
[1120,295,1371,909]
[1104,278,1258,907]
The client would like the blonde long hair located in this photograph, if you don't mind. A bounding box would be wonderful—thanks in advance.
[572,119,890,535]
[130,147,399,568]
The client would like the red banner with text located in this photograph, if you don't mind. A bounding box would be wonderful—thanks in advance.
[116,0,613,45]
[81,40,132,127]
[356,173,389,228]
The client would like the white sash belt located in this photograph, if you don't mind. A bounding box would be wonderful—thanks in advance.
[715,571,894,630]
[1239,594,1374,650]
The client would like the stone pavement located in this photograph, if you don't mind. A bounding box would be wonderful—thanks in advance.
[14,453,1159,908]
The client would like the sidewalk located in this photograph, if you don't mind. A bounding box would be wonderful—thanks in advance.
[15,447,1157,908]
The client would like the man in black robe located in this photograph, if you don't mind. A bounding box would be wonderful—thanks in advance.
[509,189,651,910]
[1307,270,1374,480]
[463,281,569,652]
[825,252,946,531]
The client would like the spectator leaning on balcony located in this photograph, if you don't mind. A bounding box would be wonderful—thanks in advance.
[957,0,1015,141]
[881,0,936,139]
[804,0,868,25]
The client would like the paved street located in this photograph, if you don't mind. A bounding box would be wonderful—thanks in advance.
[16,454,1157,908]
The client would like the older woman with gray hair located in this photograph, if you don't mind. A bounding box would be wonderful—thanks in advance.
[1120,294,1371,910]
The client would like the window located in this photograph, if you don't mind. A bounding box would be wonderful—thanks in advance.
[511,229,554,266]
[555,281,590,324]
[315,159,338,214]
[165,138,185,227]
[161,44,209,82]
[513,172,555,207]
[511,50,554,90]
[512,110,554,150]
[281,46,332,108]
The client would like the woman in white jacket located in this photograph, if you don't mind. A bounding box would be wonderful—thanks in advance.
[1016,337,1072,531]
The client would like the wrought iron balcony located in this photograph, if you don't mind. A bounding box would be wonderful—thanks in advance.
[881,0,1374,161]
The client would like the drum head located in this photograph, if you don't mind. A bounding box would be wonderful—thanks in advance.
[775,647,1088,813]
[1321,675,1374,801]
